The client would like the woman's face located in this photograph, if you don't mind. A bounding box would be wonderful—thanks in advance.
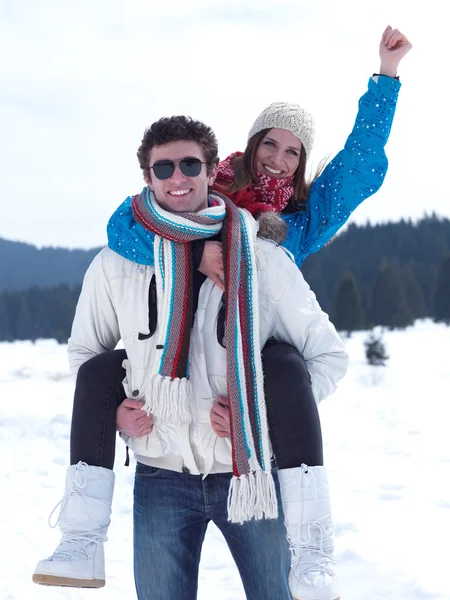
[255,128,301,179]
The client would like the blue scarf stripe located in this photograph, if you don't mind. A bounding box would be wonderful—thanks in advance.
[227,233,253,463]
[203,212,226,220]
[158,242,177,373]
[157,240,166,292]
[240,213,266,470]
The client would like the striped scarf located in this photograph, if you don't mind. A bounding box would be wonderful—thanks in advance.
[132,187,277,523]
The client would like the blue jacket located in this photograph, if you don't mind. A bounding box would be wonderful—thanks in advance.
[107,76,400,268]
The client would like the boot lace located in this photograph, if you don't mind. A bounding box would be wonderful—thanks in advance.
[48,462,88,529]
[48,533,105,562]
[290,517,336,579]
[288,464,336,580]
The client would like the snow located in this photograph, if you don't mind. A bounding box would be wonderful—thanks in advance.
[1,320,450,599]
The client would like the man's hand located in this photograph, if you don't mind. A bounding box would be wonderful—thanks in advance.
[116,399,154,438]
[199,241,225,290]
[379,25,412,78]
[210,396,231,438]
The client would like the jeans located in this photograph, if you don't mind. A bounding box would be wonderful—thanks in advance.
[133,463,291,600]
[70,343,323,470]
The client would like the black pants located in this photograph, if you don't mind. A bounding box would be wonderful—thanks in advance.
[70,343,323,470]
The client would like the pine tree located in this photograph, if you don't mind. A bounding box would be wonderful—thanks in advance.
[332,271,364,336]
[305,267,331,314]
[364,330,389,366]
[434,254,450,325]
[51,284,77,343]
[0,295,11,341]
[3,290,19,339]
[402,263,427,320]
[408,261,438,317]
[370,263,413,329]
[15,294,34,340]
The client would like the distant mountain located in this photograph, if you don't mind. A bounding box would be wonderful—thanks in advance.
[1,213,450,313]
[1,215,450,342]
[0,238,101,291]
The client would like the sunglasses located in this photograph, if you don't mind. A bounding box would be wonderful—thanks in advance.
[149,157,210,180]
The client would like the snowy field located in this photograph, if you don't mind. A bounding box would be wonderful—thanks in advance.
[1,320,450,600]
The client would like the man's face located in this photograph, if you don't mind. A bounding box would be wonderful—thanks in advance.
[146,140,217,213]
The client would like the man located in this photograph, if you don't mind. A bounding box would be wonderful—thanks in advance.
[37,116,347,599]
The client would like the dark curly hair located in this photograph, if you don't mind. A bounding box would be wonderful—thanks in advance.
[137,116,220,182]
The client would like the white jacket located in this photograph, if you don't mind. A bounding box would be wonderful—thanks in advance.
[68,228,348,476]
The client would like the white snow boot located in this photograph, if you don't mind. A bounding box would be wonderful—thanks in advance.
[278,464,340,600]
[33,461,115,588]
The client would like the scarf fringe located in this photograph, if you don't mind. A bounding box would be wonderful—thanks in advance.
[227,470,278,524]
[142,374,193,424]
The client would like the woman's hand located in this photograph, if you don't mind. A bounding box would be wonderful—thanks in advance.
[199,241,225,291]
[116,398,154,438]
[379,25,412,78]
[210,396,231,438]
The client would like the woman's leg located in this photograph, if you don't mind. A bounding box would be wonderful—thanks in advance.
[70,349,127,469]
[262,341,323,469]
[261,341,339,600]
[34,350,127,588]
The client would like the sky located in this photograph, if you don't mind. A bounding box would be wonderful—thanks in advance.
[2,320,450,598]
[0,0,448,249]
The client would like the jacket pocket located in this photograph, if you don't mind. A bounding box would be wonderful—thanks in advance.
[121,357,147,400]
[135,462,161,477]
[214,435,233,466]
[122,426,167,458]
[137,275,158,340]
[216,294,226,348]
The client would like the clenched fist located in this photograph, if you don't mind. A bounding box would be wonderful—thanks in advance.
[379,25,412,78]
[116,398,154,438]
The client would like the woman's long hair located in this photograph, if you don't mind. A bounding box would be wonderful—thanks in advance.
[226,128,326,212]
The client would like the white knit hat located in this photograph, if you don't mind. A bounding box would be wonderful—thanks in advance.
[247,101,314,159]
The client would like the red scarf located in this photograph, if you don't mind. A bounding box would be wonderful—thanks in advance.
[214,152,294,215]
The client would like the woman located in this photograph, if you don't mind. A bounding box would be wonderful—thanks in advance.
[33,25,411,600]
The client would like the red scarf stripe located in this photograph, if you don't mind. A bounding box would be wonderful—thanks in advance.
[170,244,192,379]
[228,399,239,477]
[223,199,242,478]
